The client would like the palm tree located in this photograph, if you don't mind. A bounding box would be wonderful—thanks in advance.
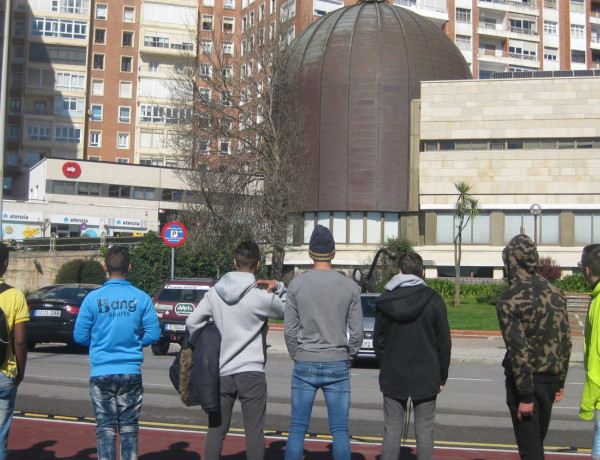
[453,181,480,308]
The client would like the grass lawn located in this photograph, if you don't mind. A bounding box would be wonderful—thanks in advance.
[446,298,500,331]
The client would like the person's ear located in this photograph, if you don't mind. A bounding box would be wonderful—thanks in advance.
[256,260,261,270]
[234,259,239,270]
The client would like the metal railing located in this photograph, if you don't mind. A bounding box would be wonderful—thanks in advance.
[5,235,145,252]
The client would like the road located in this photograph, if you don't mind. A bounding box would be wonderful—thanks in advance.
[15,342,590,455]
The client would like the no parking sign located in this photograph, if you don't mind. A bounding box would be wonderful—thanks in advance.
[161,221,187,247]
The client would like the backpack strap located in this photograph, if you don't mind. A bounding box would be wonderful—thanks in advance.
[0,284,13,296]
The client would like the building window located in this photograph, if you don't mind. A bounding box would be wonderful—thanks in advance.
[56,72,85,90]
[52,180,76,195]
[8,126,20,141]
[224,0,235,9]
[117,132,130,149]
[202,14,213,31]
[119,106,131,123]
[504,212,559,244]
[92,79,104,95]
[575,213,600,244]
[96,3,107,19]
[94,28,106,44]
[201,40,213,54]
[93,53,105,70]
[119,81,132,98]
[456,35,471,50]
[571,24,585,39]
[223,17,235,33]
[436,212,490,244]
[30,17,88,40]
[219,139,231,154]
[200,63,212,79]
[121,56,133,72]
[222,66,233,81]
[108,185,131,198]
[55,96,85,117]
[27,123,51,141]
[123,6,135,22]
[140,130,164,147]
[145,35,168,48]
[544,47,558,61]
[117,158,129,164]
[78,182,101,196]
[204,0,215,6]
[570,0,584,13]
[90,104,102,121]
[259,3,265,21]
[223,41,234,55]
[456,8,471,23]
[55,126,82,143]
[572,49,586,63]
[122,31,133,47]
[133,187,155,200]
[543,20,557,35]
[9,99,21,115]
[90,131,101,147]
[148,61,159,72]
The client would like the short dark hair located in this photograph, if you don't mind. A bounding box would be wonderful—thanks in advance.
[0,244,9,271]
[582,244,600,277]
[105,245,130,275]
[398,252,424,278]
[235,241,260,270]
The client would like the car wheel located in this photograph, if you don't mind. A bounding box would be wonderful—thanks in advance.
[27,342,36,351]
[151,338,170,355]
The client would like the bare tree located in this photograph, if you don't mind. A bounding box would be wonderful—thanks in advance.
[166,13,310,279]
[453,181,480,308]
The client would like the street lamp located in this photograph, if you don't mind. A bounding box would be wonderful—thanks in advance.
[530,203,542,246]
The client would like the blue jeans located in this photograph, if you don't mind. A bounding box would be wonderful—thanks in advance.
[593,410,600,460]
[285,361,351,460]
[89,374,143,460]
[0,373,17,460]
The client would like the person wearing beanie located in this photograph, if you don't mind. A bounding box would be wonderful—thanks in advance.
[284,225,363,460]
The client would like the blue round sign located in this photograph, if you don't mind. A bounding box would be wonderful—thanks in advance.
[161,221,188,247]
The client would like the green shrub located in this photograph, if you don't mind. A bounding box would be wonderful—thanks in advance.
[425,279,455,298]
[554,274,589,293]
[55,258,106,284]
[476,283,508,305]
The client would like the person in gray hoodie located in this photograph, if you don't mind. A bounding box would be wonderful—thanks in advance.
[185,241,286,460]
[374,252,451,460]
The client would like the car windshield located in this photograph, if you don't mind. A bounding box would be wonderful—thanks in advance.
[157,288,207,303]
[361,296,377,318]
[30,287,96,302]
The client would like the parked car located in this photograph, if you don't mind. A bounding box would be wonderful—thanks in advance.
[27,283,101,350]
[151,278,216,355]
[358,293,379,358]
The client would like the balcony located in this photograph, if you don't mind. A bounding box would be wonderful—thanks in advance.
[478,48,540,68]
[591,10,600,25]
[393,0,448,24]
[478,0,537,14]
[478,23,539,41]
[591,35,600,51]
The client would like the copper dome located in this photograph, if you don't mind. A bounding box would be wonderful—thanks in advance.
[288,2,472,212]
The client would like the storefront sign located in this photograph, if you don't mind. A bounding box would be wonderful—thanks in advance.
[62,162,82,178]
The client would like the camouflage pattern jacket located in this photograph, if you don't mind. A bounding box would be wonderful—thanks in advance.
[496,234,572,403]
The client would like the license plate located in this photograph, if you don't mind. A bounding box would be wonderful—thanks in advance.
[34,310,61,317]
[165,323,185,332]
[361,339,373,349]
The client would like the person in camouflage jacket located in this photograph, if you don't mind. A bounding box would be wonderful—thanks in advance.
[496,234,571,460]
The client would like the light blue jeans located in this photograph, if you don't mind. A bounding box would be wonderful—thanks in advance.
[594,410,600,460]
[0,372,17,460]
[89,374,143,460]
[285,361,351,460]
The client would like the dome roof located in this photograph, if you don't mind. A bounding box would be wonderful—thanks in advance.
[288,2,472,212]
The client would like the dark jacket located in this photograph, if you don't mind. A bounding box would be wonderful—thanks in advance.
[496,234,572,403]
[374,274,451,401]
[171,322,221,413]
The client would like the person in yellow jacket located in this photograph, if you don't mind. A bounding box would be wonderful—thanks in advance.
[579,244,600,459]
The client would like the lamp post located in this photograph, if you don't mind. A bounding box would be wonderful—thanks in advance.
[530,203,542,246]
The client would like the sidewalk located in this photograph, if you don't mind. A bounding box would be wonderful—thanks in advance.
[266,327,585,365]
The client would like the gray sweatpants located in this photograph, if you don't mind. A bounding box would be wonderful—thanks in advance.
[381,395,437,460]
[204,372,267,460]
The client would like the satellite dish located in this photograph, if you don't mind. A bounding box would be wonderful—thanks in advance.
[34,259,43,275]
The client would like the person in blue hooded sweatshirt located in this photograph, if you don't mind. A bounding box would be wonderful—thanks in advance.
[374,252,451,460]
[74,245,160,460]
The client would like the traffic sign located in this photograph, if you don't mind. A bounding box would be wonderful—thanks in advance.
[161,221,187,247]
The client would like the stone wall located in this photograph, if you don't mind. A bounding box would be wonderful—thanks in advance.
[4,250,102,294]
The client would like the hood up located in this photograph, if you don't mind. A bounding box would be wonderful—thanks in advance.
[503,234,539,284]
[214,271,256,305]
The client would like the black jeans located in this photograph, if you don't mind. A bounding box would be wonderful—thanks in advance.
[505,377,562,460]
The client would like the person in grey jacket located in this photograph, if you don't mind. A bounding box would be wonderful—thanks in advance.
[185,241,286,460]
[284,225,363,460]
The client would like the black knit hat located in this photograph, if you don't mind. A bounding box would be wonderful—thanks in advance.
[309,225,336,261]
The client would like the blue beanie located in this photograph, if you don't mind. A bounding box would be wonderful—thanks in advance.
[309,225,335,261]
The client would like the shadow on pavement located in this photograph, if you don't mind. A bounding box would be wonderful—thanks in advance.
[139,441,200,459]
[9,441,96,459]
